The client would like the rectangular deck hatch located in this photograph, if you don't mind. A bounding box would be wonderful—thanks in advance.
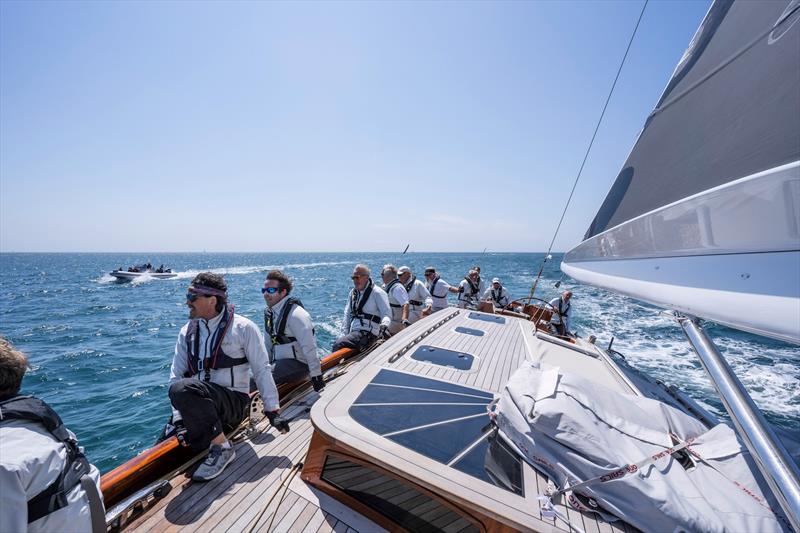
[454,326,484,336]
[468,312,505,324]
[410,345,474,370]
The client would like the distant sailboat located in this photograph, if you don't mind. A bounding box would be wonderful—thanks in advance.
[401,243,410,254]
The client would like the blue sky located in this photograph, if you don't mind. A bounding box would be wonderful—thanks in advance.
[0,0,711,253]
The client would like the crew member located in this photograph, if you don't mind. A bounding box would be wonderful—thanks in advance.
[0,337,105,532]
[472,265,486,297]
[168,273,287,482]
[483,277,512,309]
[398,266,432,323]
[548,290,573,337]
[263,270,324,392]
[457,269,482,309]
[333,264,392,352]
[381,264,410,334]
[424,267,460,312]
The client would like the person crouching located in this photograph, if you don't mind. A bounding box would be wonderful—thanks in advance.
[168,273,288,482]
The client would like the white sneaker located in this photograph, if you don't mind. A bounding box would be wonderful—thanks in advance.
[192,444,235,482]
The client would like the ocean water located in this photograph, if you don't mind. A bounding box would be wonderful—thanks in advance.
[0,252,797,473]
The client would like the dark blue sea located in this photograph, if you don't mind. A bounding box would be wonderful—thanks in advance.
[1,252,797,473]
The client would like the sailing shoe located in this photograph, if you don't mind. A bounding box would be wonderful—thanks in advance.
[192,444,236,482]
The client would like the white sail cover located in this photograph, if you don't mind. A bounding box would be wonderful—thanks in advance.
[494,362,790,532]
[562,0,800,344]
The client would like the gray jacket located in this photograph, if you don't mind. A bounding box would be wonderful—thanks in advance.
[0,419,102,532]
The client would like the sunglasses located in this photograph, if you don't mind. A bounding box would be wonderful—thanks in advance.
[261,286,279,294]
[186,292,211,302]
[351,274,365,280]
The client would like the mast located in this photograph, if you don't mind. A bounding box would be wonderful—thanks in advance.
[677,315,800,530]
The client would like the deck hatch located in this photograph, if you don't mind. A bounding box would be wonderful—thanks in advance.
[454,326,485,336]
[467,312,505,324]
[349,370,523,495]
[409,345,474,370]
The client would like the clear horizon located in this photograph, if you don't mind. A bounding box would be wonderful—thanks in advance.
[1,0,712,253]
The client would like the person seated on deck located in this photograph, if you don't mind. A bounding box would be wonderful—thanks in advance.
[398,266,432,324]
[0,337,105,533]
[482,277,512,310]
[423,267,460,313]
[548,289,573,337]
[262,270,324,392]
[456,269,482,309]
[156,264,164,273]
[168,273,288,483]
[381,264,411,335]
[332,264,391,353]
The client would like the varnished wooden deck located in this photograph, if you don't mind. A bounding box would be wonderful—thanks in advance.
[127,309,640,532]
[125,400,386,533]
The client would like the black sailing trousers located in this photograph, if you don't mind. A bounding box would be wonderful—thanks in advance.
[332,329,376,353]
[168,378,250,451]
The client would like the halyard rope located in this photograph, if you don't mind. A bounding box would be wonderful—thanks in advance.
[529,0,649,299]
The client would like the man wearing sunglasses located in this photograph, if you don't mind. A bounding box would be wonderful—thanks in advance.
[168,273,287,483]
[332,264,392,352]
[262,270,324,392]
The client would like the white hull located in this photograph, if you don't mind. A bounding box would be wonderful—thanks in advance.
[110,271,177,281]
[562,251,800,345]
[564,162,800,345]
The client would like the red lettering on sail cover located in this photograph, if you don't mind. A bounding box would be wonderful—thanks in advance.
[600,469,626,482]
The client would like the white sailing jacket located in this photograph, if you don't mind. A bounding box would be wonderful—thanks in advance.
[404,277,432,323]
[457,278,481,308]
[483,286,512,308]
[170,310,280,413]
[342,282,391,336]
[384,279,410,324]
[548,296,572,332]
[426,277,451,311]
[266,296,322,378]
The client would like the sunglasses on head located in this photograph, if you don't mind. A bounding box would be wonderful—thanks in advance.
[261,286,279,294]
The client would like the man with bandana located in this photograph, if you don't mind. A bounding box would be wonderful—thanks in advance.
[168,272,287,482]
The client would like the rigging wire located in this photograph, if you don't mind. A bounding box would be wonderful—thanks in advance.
[529,0,649,299]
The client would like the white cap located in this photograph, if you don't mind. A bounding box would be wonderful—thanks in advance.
[492,277,501,284]
[398,266,411,275]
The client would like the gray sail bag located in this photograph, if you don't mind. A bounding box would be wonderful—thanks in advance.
[493,362,790,533]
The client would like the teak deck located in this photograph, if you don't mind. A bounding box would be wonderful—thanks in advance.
[126,309,641,532]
